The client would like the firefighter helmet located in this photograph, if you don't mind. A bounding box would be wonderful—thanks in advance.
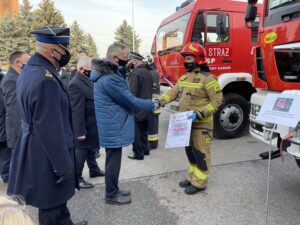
[181,42,206,65]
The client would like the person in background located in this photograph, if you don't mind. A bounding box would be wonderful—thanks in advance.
[91,43,158,205]
[7,27,87,225]
[145,55,161,150]
[157,42,223,195]
[0,73,8,184]
[68,56,104,189]
[73,49,100,159]
[127,52,153,160]
[0,195,38,225]
[0,51,30,183]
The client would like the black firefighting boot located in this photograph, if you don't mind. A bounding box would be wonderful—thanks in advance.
[184,185,206,195]
[179,180,191,188]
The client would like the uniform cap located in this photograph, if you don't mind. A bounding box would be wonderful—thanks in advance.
[31,26,70,51]
[128,52,144,61]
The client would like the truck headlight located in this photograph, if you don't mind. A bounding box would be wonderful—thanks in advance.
[290,124,300,138]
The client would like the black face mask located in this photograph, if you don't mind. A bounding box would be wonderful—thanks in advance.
[54,50,71,67]
[83,69,91,78]
[117,58,128,67]
[184,62,197,72]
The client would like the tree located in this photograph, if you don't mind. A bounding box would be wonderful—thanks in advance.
[69,21,99,66]
[19,0,35,54]
[69,20,86,66]
[32,0,66,29]
[85,33,98,58]
[0,15,28,65]
[114,20,141,52]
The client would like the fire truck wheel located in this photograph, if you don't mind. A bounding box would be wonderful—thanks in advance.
[213,93,249,139]
[295,158,300,168]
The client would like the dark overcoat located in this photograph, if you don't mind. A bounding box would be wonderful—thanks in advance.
[7,53,77,209]
[67,72,99,149]
[0,67,21,148]
[127,64,153,121]
[0,73,6,144]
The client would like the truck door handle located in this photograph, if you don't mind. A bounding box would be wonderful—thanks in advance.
[222,59,232,63]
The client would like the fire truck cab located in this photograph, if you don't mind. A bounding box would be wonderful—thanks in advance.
[153,0,261,139]
[245,0,300,167]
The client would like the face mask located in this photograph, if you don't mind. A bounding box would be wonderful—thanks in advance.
[83,69,91,78]
[117,58,128,67]
[184,62,197,72]
[54,49,71,67]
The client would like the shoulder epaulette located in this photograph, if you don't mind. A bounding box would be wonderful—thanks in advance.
[44,70,53,78]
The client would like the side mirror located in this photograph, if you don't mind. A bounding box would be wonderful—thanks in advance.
[216,13,227,37]
[245,5,257,23]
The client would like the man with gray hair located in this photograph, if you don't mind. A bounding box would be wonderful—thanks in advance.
[91,43,158,205]
[68,56,104,189]
[106,43,128,78]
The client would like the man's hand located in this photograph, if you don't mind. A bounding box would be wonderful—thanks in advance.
[77,135,86,141]
[56,171,72,184]
[188,112,197,121]
[152,99,161,111]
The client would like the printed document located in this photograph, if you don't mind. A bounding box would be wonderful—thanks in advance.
[165,111,193,148]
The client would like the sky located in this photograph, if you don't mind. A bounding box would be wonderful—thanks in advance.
[28,0,185,57]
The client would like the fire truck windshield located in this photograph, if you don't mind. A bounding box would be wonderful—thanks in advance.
[156,13,191,52]
[268,0,298,10]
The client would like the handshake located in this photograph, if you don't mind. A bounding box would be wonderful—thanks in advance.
[152,99,161,111]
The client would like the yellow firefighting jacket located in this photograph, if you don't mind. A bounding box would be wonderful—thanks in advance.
[158,69,223,130]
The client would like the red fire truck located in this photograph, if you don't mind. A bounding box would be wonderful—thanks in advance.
[152,0,261,139]
[245,0,300,166]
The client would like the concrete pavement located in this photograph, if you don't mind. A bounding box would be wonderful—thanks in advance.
[1,110,299,225]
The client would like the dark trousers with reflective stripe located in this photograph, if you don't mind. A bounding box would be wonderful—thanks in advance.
[148,114,159,149]
[133,120,150,158]
[105,148,122,198]
[38,203,73,225]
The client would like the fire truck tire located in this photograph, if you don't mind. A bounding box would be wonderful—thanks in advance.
[295,158,300,168]
[213,93,249,139]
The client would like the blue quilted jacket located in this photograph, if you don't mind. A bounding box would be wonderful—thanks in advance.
[91,59,153,148]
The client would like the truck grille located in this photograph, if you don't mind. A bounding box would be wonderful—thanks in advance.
[250,104,261,117]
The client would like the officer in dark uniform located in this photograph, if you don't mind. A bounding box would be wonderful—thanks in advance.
[7,27,87,225]
[146,55,161,149]
[127,52,153,160]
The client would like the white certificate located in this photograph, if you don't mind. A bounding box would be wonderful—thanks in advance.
[165,111,193,148]
[257,93,300,128]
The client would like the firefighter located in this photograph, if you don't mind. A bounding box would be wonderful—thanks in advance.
[146,55,160,149]
[157,42,223,195]
[127,52,153,160]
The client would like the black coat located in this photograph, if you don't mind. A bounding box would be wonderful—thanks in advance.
[127,64,153,121]
[7,53,78,209]
[0,73,6,143]
[67,73,99,149]
[0,67,21,148]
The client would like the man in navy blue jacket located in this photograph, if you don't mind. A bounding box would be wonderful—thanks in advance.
[7,27,87,225]
[91,43,158,205]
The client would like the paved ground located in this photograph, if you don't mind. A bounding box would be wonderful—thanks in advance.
[1,110,300,225]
